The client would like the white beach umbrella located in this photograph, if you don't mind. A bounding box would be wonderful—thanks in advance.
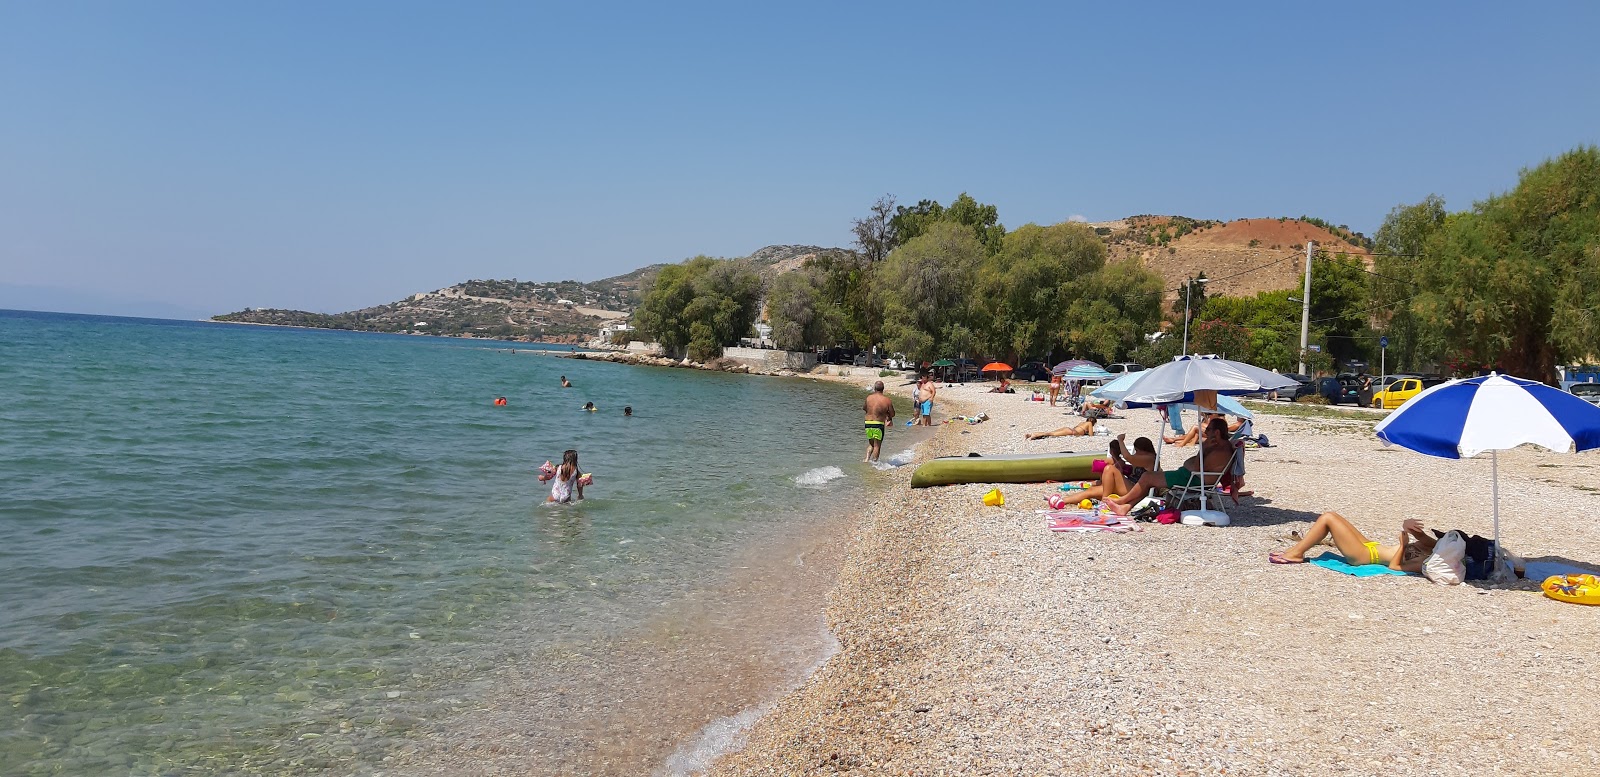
[1119,355,1296,524]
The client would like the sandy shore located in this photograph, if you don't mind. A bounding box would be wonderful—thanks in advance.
[711,376,1600,775]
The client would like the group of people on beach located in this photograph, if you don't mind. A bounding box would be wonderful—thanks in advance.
[866,371,1462,572]
[862,375,942,463]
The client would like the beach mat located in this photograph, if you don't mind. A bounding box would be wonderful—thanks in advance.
[1526,560,1596,580]
[1308,552,1412,577]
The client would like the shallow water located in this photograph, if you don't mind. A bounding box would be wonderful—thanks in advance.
[0,310,921,774]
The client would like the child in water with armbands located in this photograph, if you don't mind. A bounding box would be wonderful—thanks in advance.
[542,449,585,503]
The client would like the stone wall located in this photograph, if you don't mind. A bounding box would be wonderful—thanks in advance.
[721,347,817,371]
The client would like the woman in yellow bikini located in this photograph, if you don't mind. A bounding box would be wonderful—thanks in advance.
[1269,512,1437,571]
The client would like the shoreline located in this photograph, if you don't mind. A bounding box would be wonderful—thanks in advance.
[387,369,942,776]
[706,382,1600,775]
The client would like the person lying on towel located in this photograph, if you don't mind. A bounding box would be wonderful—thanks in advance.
[1103,418,1233,515]
[1269,513,1437,571]
[1024,416,1096,440]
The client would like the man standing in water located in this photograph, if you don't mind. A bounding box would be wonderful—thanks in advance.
[863,381,895,463]
[918,376,937,426]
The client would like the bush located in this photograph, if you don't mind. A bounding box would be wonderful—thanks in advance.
[878,369,898,377]
[1295,394,1330,405]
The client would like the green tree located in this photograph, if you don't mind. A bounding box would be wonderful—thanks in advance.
[889,193,1006,256]
[1408,146,1600,380]
[1060,260,1167,363]
[874,222,986,361]
[634,256,764,360]
[806,250,879,347]
[766,266,843,350]
[1372,195,1447,372]
[974,221,1107,361]
[1310,250,1375,367]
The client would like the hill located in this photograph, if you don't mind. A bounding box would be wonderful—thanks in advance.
[211,246,844,342]
[1095,216,1374,305]
[211,220,1376,342]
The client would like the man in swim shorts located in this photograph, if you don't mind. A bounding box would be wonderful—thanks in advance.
[863,380,895,463]
[917,378,937,426]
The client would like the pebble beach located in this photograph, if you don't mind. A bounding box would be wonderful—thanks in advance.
[710,373,1600,776]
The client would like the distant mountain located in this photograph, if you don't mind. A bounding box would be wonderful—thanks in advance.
[209,245,848,342]
[0,283,212,321]
[211,221,1374,342]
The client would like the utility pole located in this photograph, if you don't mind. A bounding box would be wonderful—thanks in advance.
[1298,241,1314,375]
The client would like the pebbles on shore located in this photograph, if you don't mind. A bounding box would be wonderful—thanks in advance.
[711,378,1600,775]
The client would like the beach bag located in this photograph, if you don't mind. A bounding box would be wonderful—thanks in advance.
[1154,508,1181,525]
[1423,530,1466,586]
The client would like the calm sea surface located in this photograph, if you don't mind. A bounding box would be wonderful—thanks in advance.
[0,310,915,775]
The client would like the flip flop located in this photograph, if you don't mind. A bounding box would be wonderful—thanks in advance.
[1269,552,1305,565]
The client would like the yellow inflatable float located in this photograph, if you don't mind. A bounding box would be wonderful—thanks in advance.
[1542,574,1600,605]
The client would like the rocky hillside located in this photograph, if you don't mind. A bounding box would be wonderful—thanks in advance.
[213,221,1376,342]
[1096,216,1374,304]
[211,246,845,342]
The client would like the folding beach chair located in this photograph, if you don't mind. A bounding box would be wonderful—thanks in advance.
[1162,441,1243,511]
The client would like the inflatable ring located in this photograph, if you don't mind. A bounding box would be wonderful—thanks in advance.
[1542,574,1600,605]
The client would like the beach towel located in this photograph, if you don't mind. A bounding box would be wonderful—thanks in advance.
[1041,509,1138,533]
[1308,552,1412,577]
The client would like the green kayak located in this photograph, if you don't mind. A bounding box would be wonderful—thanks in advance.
[910,451,1108,488]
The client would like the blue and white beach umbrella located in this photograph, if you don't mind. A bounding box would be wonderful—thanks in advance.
[1375,372,1600,569]
[1063,364,1114,381]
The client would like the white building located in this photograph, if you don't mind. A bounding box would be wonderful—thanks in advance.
[600,322,635,340]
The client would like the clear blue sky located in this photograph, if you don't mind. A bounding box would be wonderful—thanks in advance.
[3,1,1597,316]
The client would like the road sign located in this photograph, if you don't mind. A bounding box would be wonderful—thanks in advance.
[1380,336,1389,349]
[1308,344,1322,353]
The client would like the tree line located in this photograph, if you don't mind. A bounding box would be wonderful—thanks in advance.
[636,193,1169,365]
[634,146,1600,382]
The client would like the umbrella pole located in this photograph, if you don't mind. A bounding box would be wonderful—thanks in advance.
[1491,449,1501,570]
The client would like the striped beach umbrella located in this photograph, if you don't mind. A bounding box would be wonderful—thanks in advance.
[1064,364,1114,381]
[1375,372,1600,575]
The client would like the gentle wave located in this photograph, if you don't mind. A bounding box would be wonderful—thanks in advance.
[793,465,846,486]
[872,448,916,470]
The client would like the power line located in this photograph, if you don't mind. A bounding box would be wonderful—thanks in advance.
[1309,290,1428,324]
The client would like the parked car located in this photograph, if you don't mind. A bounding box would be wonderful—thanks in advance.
[851,352,885,368]
[1263,373,1310,401]
[1370,377,1426,409]
[1016,361,1052,382]
[953,358,981,381]
[1293,376,1361,405]
[1106,362,1146,376]
[1569,382,1600,407]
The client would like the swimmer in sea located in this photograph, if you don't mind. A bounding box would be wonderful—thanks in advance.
[863,380,895,463]
[623,406,633,416]
[561,375,572,388]
[582,401,596,412]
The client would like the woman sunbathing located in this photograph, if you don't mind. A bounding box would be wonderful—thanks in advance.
[1068,434,1157,500]
[1163,412,1244,446]
[1103,418,1233,514]
[1269,512,1437,571]
[1025,417,1096,440]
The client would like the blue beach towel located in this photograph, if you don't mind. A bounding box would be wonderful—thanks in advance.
[1308,552,1412,577]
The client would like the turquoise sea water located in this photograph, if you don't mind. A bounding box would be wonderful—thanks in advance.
[0,310,910,774]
